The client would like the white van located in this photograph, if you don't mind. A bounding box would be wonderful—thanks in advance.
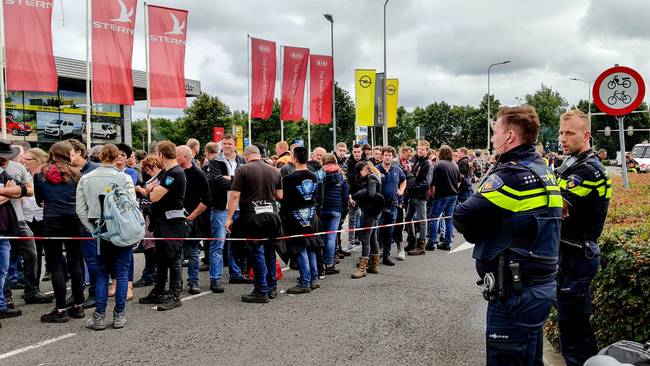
[91,123,116,140]
[44,119,78,137]
[631,143,650,172]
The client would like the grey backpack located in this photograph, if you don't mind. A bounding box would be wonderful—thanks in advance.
[96,178,145,248]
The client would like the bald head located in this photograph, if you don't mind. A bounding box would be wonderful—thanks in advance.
[176,145,194,168]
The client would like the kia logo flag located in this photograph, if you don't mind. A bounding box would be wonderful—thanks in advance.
[92,0,137,105]
[147,5,188,108]
[281,46,309,121]
[3,0,57,92]
[309,55,333,125]
[251,37,276,119]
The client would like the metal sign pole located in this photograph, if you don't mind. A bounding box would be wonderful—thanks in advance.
[617,115,629,188]
[0,1,7,140]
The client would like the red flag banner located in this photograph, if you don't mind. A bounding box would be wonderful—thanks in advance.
[3,0,57,92]
[281,46,309,121]
[92,0,137,105]
[213,127,224,142]
[250,37,276,119]
[147,5,188,108]
[309,55,333,124]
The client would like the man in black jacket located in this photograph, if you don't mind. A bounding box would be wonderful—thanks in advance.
[205,135,249,293]
[406,140,433,256]
[457,147,474,203]
[344,144,366,251]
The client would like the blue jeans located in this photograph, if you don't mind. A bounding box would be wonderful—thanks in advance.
[82,239,98,293]
[7,255,23,285]
[406,197,427,241]
[427,195,457,247]
[296,247,318,288]
[458,189,472,203]
[210,209,227,284]
[379,207,398,258]
[249,241,277,294]
[347,204,362,246]
[186,241,200,286]
[486,282,555,366]
[96,241,132,315]
[0,239,10,311]
[320,210,341,266]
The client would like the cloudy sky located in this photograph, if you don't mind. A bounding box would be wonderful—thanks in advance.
[49,0,650,120]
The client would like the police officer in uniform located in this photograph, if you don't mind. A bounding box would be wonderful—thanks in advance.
[454,106,563,365]
[556,110,611,366]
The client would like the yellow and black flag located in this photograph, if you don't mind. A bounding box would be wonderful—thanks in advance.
[355,69,376,127]
[386,79,399,128]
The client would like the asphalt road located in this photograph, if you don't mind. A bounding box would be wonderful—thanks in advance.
[0,231,487,365]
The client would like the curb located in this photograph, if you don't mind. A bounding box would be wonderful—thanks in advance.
[544,337,566,366]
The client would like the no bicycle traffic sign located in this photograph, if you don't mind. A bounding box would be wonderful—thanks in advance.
[593,65,645,116]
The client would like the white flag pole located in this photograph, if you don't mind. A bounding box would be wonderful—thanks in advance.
[279,45,284,142]
[307,59,311,153]
[144,2,151,145]
[247,34,251,144]
[85,0,92,149]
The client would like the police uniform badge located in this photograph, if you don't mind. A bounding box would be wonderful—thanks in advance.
[480,174,504,193]
[566,174,582,189]
[164,176,174,186]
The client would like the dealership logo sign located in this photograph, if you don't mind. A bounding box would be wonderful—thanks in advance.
[257,44,271,53]
[165,13,186,36]
[290,51,304,60]
[315,60,328,67]
[386,84,396,95]
[110,0,134,23]
[359,75,372,88]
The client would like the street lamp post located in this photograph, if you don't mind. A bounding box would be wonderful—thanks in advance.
[570,77,592,123]
[382,0,390,147]
[487,60,511,151]
[324,14,336,152]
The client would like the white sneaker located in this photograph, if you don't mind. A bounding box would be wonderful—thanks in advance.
[396,249,406,261]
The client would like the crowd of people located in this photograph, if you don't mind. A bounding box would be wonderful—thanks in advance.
[0,107,611,366]
[0,133,492,327]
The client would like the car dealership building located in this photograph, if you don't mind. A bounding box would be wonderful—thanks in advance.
[5,56,201,147]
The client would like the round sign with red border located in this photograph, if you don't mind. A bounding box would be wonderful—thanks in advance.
[593,66,645,116]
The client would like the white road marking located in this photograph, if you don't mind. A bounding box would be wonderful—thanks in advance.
[0,333,77,360]
[449,241,474,255]
[151,291,211,310]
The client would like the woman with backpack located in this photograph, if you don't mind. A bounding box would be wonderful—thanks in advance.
[351,161,384,279]
[76,144,136,330]
[34,141,85,323]
[318,153,349,275]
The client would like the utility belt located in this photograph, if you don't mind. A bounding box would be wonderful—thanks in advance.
[241,200,279,215]
[478,255,552,303]
[561,238,599,260]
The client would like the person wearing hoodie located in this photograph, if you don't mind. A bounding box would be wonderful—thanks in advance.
[34,141,86,323]
[76,144,136,330]
[318,153,349,275]
[351,161,384,279]
[405,140,434,256]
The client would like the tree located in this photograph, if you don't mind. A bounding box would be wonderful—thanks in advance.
[388,106,416,147]
[525,84,568,146]
[182,93,231,148]
[131,117,184,151]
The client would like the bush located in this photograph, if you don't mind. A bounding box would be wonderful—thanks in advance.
[545,173,650,350]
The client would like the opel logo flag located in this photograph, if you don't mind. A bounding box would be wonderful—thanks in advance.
[355,69,376,127]
[386,79,399,128]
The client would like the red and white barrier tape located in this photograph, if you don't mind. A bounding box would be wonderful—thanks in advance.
[0,216,452,242]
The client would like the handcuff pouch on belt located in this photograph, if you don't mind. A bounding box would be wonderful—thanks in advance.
[481,255,523,302]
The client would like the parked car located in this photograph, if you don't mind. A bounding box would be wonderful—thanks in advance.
[1,116,32,136]
[44,119,81,138]
[631,143,650,173]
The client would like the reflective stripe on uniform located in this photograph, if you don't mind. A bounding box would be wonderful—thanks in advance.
[558,178,612,198]
[482,187,563,212]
